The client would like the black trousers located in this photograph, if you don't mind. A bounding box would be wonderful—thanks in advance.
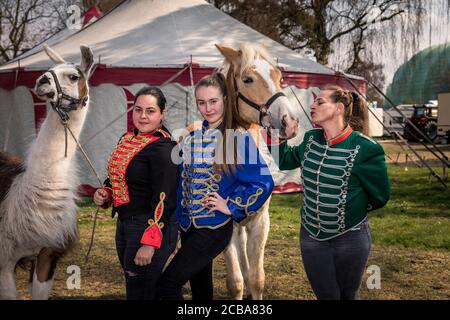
[300,219,372,300]
[157,221,233,300]
[115,213,178,300]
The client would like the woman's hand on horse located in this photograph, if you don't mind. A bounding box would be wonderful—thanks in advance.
[134,245,155,266]
[93,188,108,206]
[205,192,232,216]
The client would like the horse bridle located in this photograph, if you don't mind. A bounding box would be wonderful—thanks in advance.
[48,67,88,123]
[232,75,286,128]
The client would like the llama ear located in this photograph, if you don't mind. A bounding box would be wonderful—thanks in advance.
[43,44,66,65]
[79,45,94,79]
[215,44,241,67]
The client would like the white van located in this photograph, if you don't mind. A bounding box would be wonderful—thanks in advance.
[383,105,415,136]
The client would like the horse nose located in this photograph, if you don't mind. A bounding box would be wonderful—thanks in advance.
[281,113,299,127]
[281,115,287,128]
[38,75,50,85]
[281,114,299,139]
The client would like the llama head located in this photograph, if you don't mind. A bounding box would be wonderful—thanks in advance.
[35,45,94,110]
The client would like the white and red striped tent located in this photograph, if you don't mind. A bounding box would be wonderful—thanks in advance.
[0,0,365,193]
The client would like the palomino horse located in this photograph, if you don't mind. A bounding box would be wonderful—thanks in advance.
[0,45,93,300]
[216,43,298,299]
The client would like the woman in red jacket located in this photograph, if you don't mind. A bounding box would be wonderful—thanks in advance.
[93,86,179,300]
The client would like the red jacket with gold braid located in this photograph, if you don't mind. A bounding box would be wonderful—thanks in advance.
[102,127,179,249]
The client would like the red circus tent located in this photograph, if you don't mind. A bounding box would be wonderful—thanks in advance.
[0,0,366,194]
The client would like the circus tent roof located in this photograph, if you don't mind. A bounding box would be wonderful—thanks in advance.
[0,0,335,75]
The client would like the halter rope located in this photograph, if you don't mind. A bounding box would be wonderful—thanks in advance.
[47,68,101,262]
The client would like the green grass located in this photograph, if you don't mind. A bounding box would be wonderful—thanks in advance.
[78,164,450,251]
[12,161,448,300]
[370,165,450,250]
[267,165,450,251]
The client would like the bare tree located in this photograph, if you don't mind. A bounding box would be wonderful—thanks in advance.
[210,0,445,99]
[212,0,427,64]
[0,0,77,64]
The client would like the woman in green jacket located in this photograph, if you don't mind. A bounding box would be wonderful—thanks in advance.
[271,85,390,300]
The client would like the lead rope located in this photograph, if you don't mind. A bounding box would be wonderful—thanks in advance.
[50,67,102,262]
[63,122,68,158]
[64,124,103,263]
[57,110,102,262]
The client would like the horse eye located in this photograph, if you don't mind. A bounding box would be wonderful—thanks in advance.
[69,75,80,81]
[242,77,253,84]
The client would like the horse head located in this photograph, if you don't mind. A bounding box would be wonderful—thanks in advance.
[34,44,94,118]
[216,43,299,140]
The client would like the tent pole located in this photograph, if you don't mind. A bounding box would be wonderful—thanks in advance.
[162,65,189,86]
[3,61,20,151]
[187,58,195,126]
[366,79,449,167]
[189,56,194,87]
[342,74,449,190]
[81,65,190,147]
[287,85,313,127]
[185,91,189,127]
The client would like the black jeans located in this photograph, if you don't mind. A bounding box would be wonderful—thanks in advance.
[157,221,233,300]
[116,213,178,300]
[300,219,372,300]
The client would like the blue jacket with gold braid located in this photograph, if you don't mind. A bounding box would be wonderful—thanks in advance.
[176,120,274,231]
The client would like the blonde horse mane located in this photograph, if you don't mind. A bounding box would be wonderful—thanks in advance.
[220,43,277,76]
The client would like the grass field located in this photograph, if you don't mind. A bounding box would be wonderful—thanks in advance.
[14,141,450,300]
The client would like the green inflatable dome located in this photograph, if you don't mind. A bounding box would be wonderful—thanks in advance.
[386,42,450,107]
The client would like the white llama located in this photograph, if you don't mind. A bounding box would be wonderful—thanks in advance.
[0,44,94,300]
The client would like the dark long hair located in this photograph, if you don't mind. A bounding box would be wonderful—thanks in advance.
[323,84,369,135]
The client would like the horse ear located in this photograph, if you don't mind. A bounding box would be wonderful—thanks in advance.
[79,45,94,79]
[43,44,66,65]
[215,44,241,66]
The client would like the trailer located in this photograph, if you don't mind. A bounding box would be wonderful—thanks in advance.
[383,104,414,137]
[437,93,450,143]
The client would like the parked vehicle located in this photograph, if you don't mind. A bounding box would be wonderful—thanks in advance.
[437,93,450,144]
[383,105,414,136]
[403,102,438,142]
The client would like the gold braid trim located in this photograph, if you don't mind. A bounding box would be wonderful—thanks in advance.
[228,188,264,216]
[146,192,166,231]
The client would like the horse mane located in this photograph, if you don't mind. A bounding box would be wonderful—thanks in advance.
[0,151,24,202]
[215,43,277,176]
[221,43,277,76]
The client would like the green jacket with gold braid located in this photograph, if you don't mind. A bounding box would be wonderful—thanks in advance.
[272,126,390,241]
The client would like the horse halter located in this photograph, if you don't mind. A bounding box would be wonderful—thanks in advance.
[233,76,286,128]
[48,67,88,124]
[47,67,88,157]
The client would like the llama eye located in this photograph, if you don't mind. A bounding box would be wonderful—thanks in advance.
[242,77,253,84]
[69,75,80,81]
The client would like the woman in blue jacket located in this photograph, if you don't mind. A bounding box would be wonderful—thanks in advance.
[157,73,274,300]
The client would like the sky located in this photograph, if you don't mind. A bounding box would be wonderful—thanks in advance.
[328,1,450,91]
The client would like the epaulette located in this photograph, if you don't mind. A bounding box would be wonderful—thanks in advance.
[358,132,377,144]
[177,121,203,144]
[154,128,171,139]
[186,121,203,133]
